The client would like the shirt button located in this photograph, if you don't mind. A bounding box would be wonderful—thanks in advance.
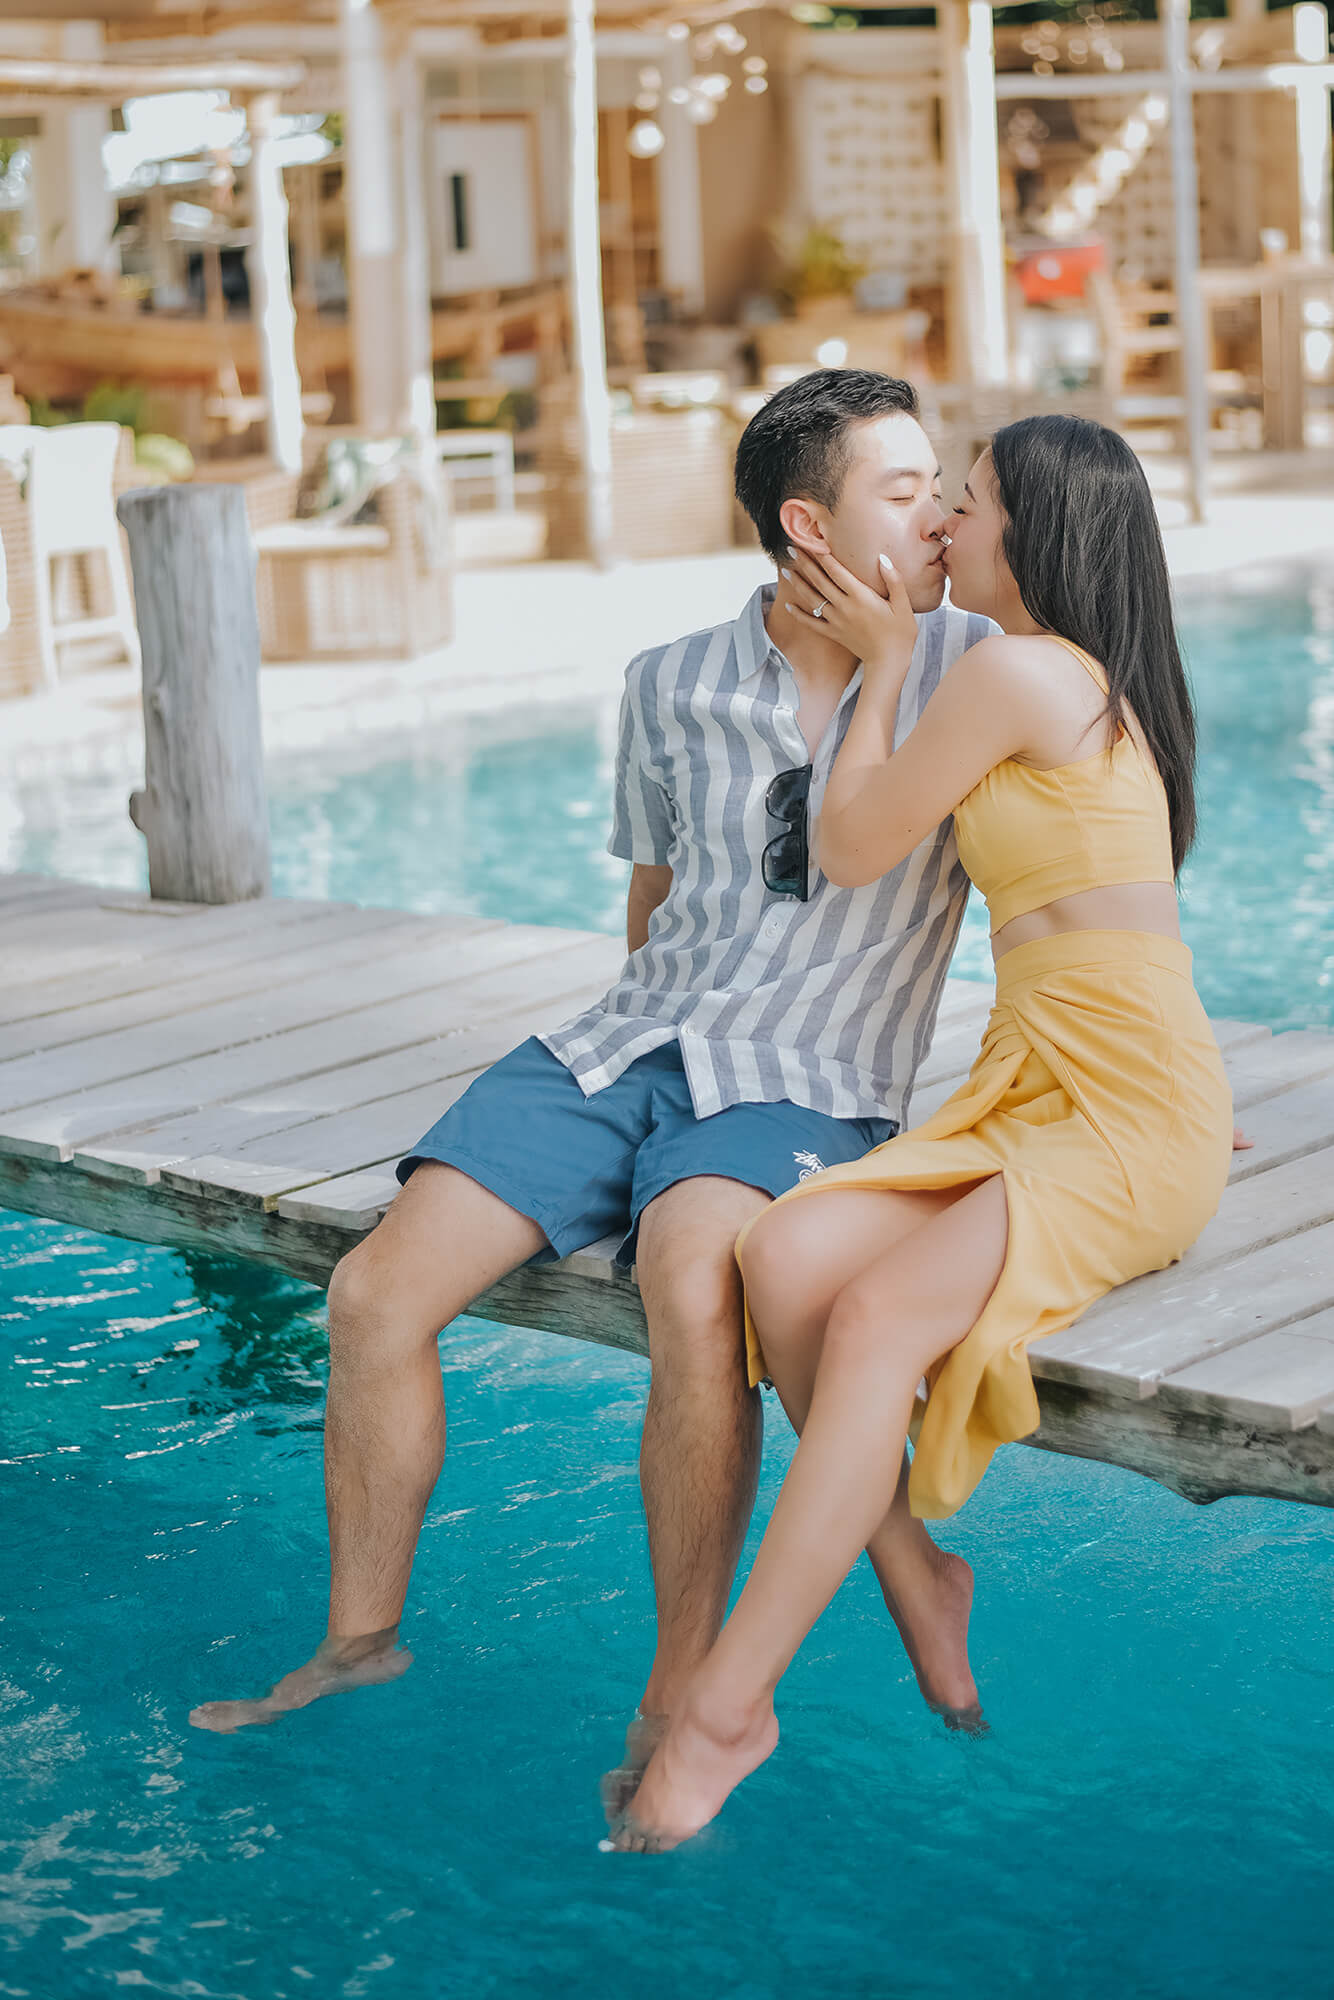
[764,915,783,937]
[681,1024,696,1036]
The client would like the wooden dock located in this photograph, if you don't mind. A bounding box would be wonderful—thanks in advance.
[4,869,1334,1512]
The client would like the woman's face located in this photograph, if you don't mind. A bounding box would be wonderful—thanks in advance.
[941,451,1014,622]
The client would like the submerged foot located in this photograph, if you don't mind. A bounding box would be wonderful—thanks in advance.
[602,1689,779,1854]
[600,1710,669,1825]
[188,1630,412,1734]
[879,1546,986,1736]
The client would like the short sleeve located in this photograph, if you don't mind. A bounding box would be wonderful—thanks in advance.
[608,656,675,865]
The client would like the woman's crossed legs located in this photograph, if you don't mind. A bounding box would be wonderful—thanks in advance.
[607,1173,1010,1852]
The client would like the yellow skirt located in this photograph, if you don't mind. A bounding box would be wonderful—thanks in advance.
[739,930,1234,1521]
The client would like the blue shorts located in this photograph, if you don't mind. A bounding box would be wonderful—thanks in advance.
[397,1037,897,1267]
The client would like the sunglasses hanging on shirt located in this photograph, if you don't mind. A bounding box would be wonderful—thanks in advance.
[763,763,813,901]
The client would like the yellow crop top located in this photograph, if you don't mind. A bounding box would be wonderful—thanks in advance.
[952,637,1176,935]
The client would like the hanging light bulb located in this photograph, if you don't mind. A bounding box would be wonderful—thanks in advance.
[685,95,718,124]
[638,65,661,89]
[667,84,691,105]
[627,118,666,158]
[743,55,768,73]
[635,90,660,111]
[744,74,768,93]
[695,72,731,100]
[666,19,690,38]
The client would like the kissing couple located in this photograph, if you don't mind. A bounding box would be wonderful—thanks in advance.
[192,370,1238,1854]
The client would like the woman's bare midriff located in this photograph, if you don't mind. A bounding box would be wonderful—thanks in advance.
[990,882,1182,964]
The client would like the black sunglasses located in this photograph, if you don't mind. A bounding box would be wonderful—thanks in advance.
[763,764,813,901]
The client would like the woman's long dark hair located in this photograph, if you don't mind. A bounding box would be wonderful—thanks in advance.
[988,415,1197,872]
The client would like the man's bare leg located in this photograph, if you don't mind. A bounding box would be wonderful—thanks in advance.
[601,1177,767,1816]
[189,1163,546,1732]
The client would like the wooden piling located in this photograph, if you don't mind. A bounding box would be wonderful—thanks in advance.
[118,484,271,906]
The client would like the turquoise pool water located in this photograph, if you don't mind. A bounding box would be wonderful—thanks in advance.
[2,566,1333,1997]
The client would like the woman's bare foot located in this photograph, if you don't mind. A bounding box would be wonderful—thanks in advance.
[600,1711,668,1824]
[602,1686,779,1853]
[875,1545,986,1735]
[188,1630,412,1733]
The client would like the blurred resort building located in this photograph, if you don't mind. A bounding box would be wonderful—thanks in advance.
[0,0,1332,692]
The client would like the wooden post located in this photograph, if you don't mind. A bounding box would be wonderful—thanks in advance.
[1163,0,1210,522]
[340,0,403,435]
[658,37,706,317]
[566,0,616,568]
[1294,1,1333,261]
[394,39,438,443]
[939,0,1009,389]
[30,23,115,279]
[118,486,270,906]
[247,90,305,474]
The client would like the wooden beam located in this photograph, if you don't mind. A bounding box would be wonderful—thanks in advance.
[394,39,438,442]
[1163,0,1210,523]
[565,0,616,566]
[1293,3,1333,262]
[940,0,1009,389]
[246,89,306,473]
[0,57,305,101]
[340,0,405,435]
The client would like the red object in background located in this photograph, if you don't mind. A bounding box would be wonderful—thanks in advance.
[1014,240,1107,304]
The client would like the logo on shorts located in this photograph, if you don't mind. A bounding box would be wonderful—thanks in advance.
[793,1149,826,1180]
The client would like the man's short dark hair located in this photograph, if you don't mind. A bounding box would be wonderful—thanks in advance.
[734,369,920,564]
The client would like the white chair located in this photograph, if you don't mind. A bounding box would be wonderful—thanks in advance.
[25,422,140,686]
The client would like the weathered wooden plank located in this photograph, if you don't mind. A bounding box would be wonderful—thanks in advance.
[1035,1219,1334,1398]
[277,1167,402,1231]
[1158,1309,1334,1429]
[0,933,623,1161]
[0,906,461,1060]
[0,891,338,995]
[1226,1073,1334,1182]
[0,893,353,1022]
[69,1002,537,1185]
[1185,1144,1334,1271]
[0,875,104,914]
[0,922,609,1118]
[6,1142,1334,1510]
[156,992,620,1206]
[1227,1029,1334,1110]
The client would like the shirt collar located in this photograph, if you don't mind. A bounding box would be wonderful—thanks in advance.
[735,582,783,686]
[733,581,869,715]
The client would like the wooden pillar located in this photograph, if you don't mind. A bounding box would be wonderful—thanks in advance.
[247,91,304,474]
[658,37,705,316]
[340,0,403,435]
[1294,2,1333,261]
[119,486,270,906]
[1163,0,1210,521]
[939,0,1009,389]
[1228,0,1264,260]
[394,40,437,443]
[566,0,616,567]
[32,22,115,277]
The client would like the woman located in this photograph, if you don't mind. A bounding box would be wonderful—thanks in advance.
[606,415,1235,1852]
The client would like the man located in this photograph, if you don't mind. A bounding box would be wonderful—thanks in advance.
[189,370,996,1778]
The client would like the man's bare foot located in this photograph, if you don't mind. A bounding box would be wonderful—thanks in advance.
[600,1711,668,1825]
[188,1630,412,1734]
[601,1686,779,1854]
[876,1545,986,1735]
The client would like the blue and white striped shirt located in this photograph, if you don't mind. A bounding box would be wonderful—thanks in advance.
[542,584,996,1126]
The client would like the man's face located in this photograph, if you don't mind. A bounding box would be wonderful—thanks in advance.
[800,413,949,613]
